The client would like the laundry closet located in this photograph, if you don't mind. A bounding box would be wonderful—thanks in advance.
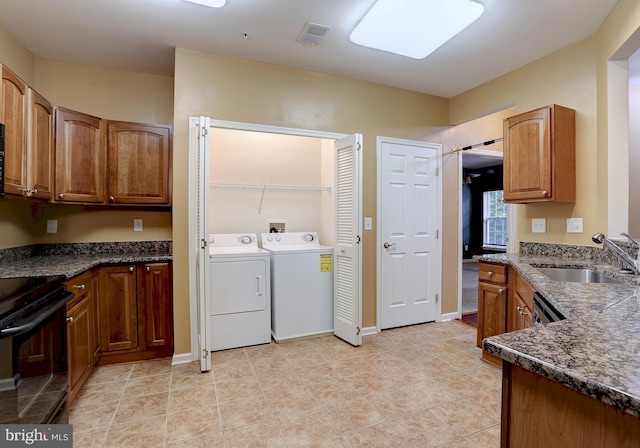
[206,127,337,350]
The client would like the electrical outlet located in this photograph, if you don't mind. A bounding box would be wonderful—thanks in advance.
[364,217,373,231]
[532,218,546,233]
[46,220,58,234]
[567,218,583,233]
[134,219,143,232]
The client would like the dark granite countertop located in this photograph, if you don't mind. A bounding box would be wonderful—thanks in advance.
[0,242,172,279]
[476,251,640,418]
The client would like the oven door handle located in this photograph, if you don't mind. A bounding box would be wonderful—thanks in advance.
[0,291,74,338]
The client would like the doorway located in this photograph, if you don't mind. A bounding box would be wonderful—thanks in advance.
[376,137,442,331]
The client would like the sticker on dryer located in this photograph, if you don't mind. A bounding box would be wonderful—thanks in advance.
[320,254,332,272]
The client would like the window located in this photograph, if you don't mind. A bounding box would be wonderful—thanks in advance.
[483,190,507,248]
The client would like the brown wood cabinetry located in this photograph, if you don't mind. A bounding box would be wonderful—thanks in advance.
[107,121,172,205]
[97,262,173,365]
[477,262,507,366]
[54,107,106,203]
[507,270,534,332]
[501,364,640,448]
[65,270,99,405]
[26,89,54,200]
[0,65,28,196]
[503,104,575,203]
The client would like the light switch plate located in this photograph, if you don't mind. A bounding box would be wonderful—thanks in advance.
[364,217,373,231]
[567,218,583,233]
[532,218,546,233]
[46,220,58,234]
[134,219,143,232]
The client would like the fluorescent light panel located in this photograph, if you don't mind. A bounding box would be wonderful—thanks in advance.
[350,0,484,59]
[183,0,226,8]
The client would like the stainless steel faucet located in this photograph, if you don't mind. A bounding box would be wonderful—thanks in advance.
[592,232,640,275]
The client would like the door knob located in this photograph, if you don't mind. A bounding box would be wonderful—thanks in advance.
[383,242,396,249]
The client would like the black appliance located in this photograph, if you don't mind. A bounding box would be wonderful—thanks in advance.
[0,122,5,198]
[0,275,74,424]
[532,291,566,326]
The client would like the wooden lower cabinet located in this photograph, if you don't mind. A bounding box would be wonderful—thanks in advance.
[502,364,640,448]
[477,262,508,366]
[97,262,173,365]
[65,270,98,405]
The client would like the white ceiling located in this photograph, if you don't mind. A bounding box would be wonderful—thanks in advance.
[0,0,619,98]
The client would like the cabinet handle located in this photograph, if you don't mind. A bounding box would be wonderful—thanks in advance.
[256,276,263,296]
[129,266,134,272]
[146,266,150,272]
[23,188,31,195]
[498,288,504,294]
[31,189,38,195]
[109,196,115,202]
[541,190,548,197]
[487,271,493,277]
[66,317,74,323]
[58,193,65,199]
[72,284,86,290]
[516,306,523,313]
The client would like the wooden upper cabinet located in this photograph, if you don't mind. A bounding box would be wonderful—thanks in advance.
[1,65,28,196]
[107,121,171,205]
[503,104,575,203]
[26,89,54,200]
[54,106,106,203]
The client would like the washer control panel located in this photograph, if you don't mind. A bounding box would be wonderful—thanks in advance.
[261,232,320,247]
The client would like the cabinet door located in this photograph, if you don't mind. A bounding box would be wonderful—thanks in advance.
[26,89,54,200]
[503,106,551,202]
[138,263,173,349]
[477,281,507,345]
[54,106,106,203]
[67,297,92,404]
[107,121,171,205]
[98,265,139,352]
[1,66,28,196]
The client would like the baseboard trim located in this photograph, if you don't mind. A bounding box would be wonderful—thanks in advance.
[361,326,378,336]
[440,311,461,322]
[172,352,193,365]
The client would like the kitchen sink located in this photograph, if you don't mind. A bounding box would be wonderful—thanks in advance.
[536,267,623,284]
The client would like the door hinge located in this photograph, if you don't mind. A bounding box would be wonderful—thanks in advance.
[201,239,208,249]
[356,235,361,244]
[436,167,439,176]
[436,230,439,239]
[202,349,209,359]
[356,326,361,335]
[201,126,208,137]
[357,142,361,151]
[435,294,439,304]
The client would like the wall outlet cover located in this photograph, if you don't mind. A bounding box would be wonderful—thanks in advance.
[532,218,546,233]
[134,219,143,232]
[46,220,58,234]
[364,217,373,231]
[567,217,583,233]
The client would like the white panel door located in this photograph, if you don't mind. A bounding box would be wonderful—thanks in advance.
[196,116,211,372]
[379,138,441,329]
[333,134,362,346]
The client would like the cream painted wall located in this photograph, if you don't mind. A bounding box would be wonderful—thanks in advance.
[208,128,333,238]
[173,49,450,354]
[0,23,35,84]
[630,85,640,236]
[450,38,599,248]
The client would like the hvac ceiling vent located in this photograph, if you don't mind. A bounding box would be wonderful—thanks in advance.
[297,22,331,46]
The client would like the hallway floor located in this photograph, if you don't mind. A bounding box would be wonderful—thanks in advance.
[70,321,501,447]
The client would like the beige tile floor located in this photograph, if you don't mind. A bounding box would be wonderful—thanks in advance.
[70,320,501,448]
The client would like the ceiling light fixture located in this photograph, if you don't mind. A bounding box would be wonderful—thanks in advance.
[350,0,484,59]
[183,0,226,8]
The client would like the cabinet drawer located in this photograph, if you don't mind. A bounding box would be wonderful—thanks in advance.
[65,271,93,309]
[515,273,534,309]
[478,263,507,284]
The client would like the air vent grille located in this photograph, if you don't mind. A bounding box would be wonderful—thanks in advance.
[298,22,331,46]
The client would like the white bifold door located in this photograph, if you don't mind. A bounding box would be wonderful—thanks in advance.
[378,137,441,330]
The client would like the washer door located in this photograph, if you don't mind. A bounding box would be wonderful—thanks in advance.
[210,260,267,315]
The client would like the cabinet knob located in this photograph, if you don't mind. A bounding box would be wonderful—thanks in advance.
[23,188,31,195]
[541,190,548,197]
[31,189,38,195]
[487,271,493,277]
[129,266,135,272]
[66,317,74,323]
[72,284,86,290]
[58,193,65,199]
[498,288,504,294]
[109,196,115,202]
[146,266,150,272]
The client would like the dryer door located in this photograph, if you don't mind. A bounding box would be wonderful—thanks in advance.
[211,259,267,315]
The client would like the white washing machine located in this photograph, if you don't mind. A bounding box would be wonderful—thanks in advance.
[209,234,271,351]
[260,232,334,342]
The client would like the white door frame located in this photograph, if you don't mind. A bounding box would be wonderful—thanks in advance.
[376,136,443,333]
[187,117,350,361]
[456,148,516,320]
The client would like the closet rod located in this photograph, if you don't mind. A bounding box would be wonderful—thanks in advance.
[451,137,503,153]
[210,182,331,192]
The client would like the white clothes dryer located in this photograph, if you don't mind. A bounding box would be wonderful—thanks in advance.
[260,232,334,342]
[209,234,271,351]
